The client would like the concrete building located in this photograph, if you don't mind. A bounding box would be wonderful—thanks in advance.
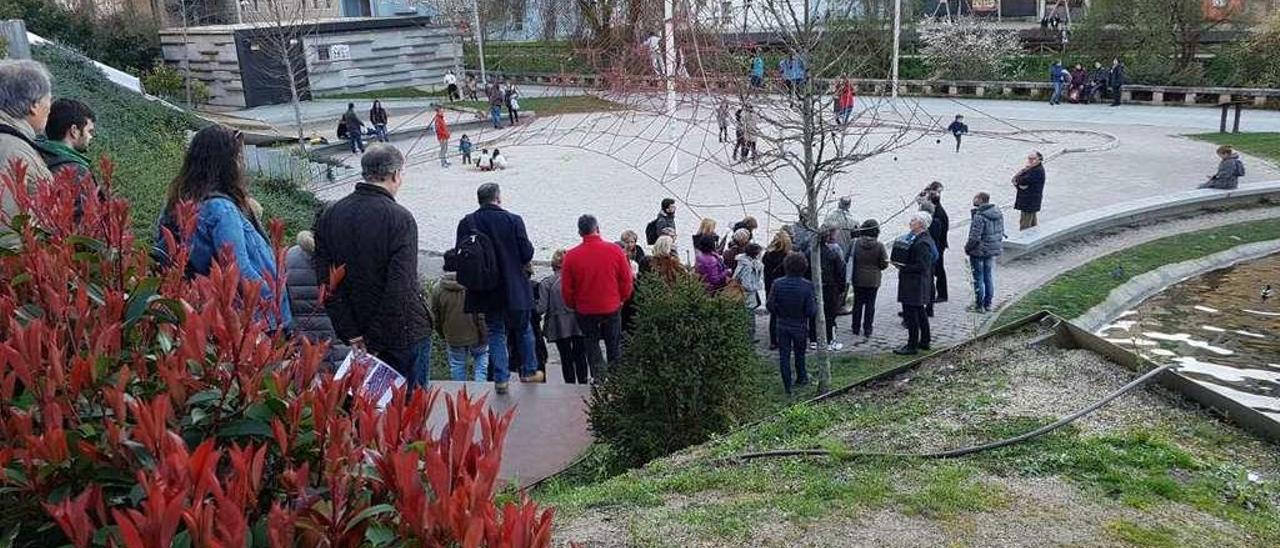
[160,16,460,109]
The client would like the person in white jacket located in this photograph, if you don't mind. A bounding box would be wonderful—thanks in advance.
[733,242,766,341]
[490,149,508,170]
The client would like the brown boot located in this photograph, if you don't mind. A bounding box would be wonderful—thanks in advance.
[521,371,546,383]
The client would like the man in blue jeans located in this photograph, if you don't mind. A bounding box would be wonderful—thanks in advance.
[312,144,432,389]
[486,81,505,129]
[1048,61,1066,106]
[456,183,543,393]
[766,252,816,397]
[964,192,1005,314]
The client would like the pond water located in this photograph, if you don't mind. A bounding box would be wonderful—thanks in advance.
[1097,254,1280,423]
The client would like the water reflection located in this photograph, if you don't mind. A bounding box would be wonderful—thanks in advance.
[1098,254,1280,421]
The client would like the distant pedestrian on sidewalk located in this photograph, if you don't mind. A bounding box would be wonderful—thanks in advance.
[1199,145,1245,190]
[835,77,855,126]
[716,101,731,143]
[849,219,887,344]
[432,259,489,382]
[444,70,460,101]
[505,83,521,125]
[767,252,816,396]
[1109,58,1127,107]
[965,192,1005,314]
[1087,61,1108,104]
[1013,150,1046,230]
[429,105,451,168]
[453,183,543,392]
[749,49,765,88]
[539,249,590,384]
[924,182,949,317]
[459,134,473,165]
[464,74,479,101]
[341,103,365,153]
[1048,61,1066,106]
[562,214,634,380]
[946,115,968,153]
[313,144,432,387]
[487,82,504,129]
[892,212,936,356]
[369,100,389,142]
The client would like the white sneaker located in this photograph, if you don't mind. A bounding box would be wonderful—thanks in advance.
[827,342,844,352]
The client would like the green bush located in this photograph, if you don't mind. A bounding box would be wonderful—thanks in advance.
[141,61,211,106]
[0,0,160,73]
[35,44,320,240]
[587,273,761,468]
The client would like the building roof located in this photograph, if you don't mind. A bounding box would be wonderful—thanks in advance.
[160,15,439,35]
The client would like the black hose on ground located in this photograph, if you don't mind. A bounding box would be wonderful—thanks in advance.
[722,363,1177,464]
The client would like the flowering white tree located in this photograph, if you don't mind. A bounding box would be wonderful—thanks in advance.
[919,17,1022,81]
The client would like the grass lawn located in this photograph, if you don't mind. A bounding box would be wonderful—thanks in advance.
[537,325,1280,546]
[318,86,446,100]
[995,217,1280,327]
[36,45,320,240]
[455,95,625,116]
[1190,132,1280,165]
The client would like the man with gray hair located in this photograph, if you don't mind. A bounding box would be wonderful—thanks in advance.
[891,211,937,356]
[0,60,55,213]
[823,195,858,262]
[312,143,434,390]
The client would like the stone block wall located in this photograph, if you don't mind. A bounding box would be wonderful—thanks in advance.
[159,28,246,108]
[304,23,459,96]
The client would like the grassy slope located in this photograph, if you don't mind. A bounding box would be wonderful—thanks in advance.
[996,218,1280,327]
[1190,132,1280,165]
[538,328,1280,547]
[35,45,319,240]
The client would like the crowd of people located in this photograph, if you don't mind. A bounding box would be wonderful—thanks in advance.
[1049,58,1127,107]
[0,56,1252,399]
[336,79,522,159]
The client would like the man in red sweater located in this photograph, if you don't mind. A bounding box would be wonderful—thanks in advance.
[562,214,634,378]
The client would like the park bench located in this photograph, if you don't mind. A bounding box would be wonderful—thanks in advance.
[1000,180,1280,262]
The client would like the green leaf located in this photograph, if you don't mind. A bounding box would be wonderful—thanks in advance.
[216,419,273,439]
[172,531,191,548]
[148,298,186,325]
[244,402,274,422]
[66,235,108,253]
[123,278,160,326]
[187,388,223,407]
[365,524,396,547]
[8,272,30,287]
[343,504,396,534]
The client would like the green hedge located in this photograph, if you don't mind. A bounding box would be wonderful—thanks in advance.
[35,45,320,240]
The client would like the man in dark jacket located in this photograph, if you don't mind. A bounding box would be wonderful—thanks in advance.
[766,252,816,396]
[285,229,350,369]
[965,192,1005,314]
[313,144,432,388]
[342,103,365,153]
[1013,151,1046,231]
[923,183,949,317]
[36,98,96,185]
[1109,58,1126,107]
[819,226,847,352]
[893,212,936,356]
[562,215,634,378]
[654,198,677,241]
[455,183,542,392]
[1087,61,1109,104]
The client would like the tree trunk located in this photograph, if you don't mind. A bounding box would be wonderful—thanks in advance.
[283,52,308,159]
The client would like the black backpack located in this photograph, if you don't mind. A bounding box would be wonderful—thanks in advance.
[446,214,499,293]
[890,234,913,265]
[645,217,660,246]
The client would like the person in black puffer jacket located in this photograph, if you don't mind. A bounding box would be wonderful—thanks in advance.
[923,183,949,317]
[285,230,351,369]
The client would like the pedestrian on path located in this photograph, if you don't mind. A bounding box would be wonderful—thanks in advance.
[444,70,460,101]
[464,74,478,101]
[431,263,489,382]
[342,103,365,154]
[892,212,936,356]
[505,83,521,125]
[1013,150,1046,231]
[1199,145,1245,190]
[733,243,766,340]
[924,182,949,317]
[1109,58,1127,107]
[539,250,590,384]
[849,219,887,344]
[965,192,1005,314]
[645,198,677,245]
[454,183,543,392]
[369,100,388,142]
[694,233,729,293]
[767,252,815,396]
[716,101,731,143]
[487,82,504,129]
[1087,61,1108,104]
[749,49,765,88]
[313,144,431,387]
[823,196,858,261]
[763,230,792,350]
[1048,61,1067,106]
[819,225,847,352]
[946,115,968,153]
[835,77,855,125]
[562,214,634,380]
[459,134,473,165]
[429,105,451,168]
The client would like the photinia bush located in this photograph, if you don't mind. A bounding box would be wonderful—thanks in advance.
[0,159,554,547]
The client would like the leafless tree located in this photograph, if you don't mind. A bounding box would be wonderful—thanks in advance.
[241,0,322,153]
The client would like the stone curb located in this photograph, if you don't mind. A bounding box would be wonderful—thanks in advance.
[1073,238,1280,332]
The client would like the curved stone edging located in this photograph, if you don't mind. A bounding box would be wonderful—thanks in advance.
[1073,238,1280,332]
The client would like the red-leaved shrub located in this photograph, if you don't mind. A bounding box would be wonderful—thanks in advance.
[0,160,554,547]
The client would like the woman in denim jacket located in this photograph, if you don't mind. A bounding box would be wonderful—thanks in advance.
[157,126,292,329]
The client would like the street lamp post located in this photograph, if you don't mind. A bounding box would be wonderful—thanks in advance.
[472,0,487,84]
[891,0,902,98]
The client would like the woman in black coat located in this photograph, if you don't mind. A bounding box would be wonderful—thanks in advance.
[893,212,936,356]
[925,189,949,316]
[762,231,792,350]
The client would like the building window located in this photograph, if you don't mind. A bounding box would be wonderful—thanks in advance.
[317,46,330,61]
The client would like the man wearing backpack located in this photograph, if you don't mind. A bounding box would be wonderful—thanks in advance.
[454,183,542,393]
[312,144,433,389]
[646,198,677,246]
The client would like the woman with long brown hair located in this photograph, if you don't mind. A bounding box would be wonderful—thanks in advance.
[157,125,291,328]
[761,230,792,350]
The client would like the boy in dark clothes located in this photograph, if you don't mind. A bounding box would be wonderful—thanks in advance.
[946,115,969,153]
[766,252,817,396]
